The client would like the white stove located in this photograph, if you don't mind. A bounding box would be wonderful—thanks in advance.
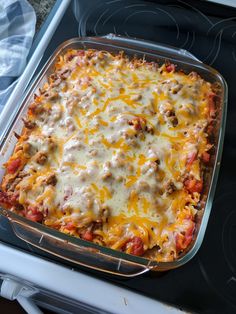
[0,0,235,313]
[0,243,182,313]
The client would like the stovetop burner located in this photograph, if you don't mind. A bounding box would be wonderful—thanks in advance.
[77,0,236,66]
[198,189,236,310]
[1,1,236,313]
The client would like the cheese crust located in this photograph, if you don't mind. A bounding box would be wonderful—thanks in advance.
[0,49,215,261]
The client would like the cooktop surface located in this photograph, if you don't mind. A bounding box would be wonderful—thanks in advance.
[0,1,236,313]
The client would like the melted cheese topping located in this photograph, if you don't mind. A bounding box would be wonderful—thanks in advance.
[2,49,213,262]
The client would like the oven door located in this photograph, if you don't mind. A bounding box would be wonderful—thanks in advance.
[0,243,182,314]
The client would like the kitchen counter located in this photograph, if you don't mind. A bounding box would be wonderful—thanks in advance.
[28,0,56,30]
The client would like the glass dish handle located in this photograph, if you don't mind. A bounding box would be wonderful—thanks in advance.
[101,33,201,63]
[10,218,150,277]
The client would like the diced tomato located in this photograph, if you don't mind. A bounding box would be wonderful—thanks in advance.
[7,158,21,174]
[82,230,93,241]
[9,192,19,205]
[67,54,75,61]
[0,191,11,208]
[184,178,203,193]
[175,221,195,252]
[202,152,210,163]
[25,206,43,223]
[186,151,197,166]
[64,221,76,231]
[77,50,85,57]
[126,236,144,256]
[0,191,8,202]
[166,64,176,73]
[0,191,19,208]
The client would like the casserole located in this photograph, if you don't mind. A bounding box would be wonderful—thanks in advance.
[0,35,227,277]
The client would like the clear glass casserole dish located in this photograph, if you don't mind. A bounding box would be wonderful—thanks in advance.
[0,35,227,277]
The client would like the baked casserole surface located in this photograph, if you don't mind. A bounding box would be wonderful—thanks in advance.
[0,49,216,261]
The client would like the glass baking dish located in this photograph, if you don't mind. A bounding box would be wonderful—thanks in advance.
[0,35,227,277]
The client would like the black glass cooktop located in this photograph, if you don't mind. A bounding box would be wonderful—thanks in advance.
[1,1,236,313]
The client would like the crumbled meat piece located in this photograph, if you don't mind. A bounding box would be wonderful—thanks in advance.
[5,177,22,192]
[44,90,59,100]
[162,106,178,127]
[155,158,160,165]
[128,117,146,131]
[136,180,150,192]
[39,87,46,95]
[51,78,61,87]
[208,92,216,119]
[88,149,98,157]
[22,118,36,129]
[149,161,159,171]
[44,173,57,186]
[165,180,177,194]
[29,102,44,115]
[97,51,105,59]
[169,115,178,127]
[116,175,124,182]
[145,125,154,134]
[35,152,47,165]
[102,172,112,180]
[127,165,134,172]
[18,171,28,179]
[165,110,175,117]
[141,161,158,175]
[171,82,183,94]
[99,205,110,222]
[130,94,142,101]
[47,138,57,151]
[112,154,126,168]
[14,132,21,139]
[78,170,88,182]
[59,69,71,80]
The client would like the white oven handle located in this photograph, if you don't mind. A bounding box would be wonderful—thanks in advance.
[1,278,43,314]
[17,296,43,314]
